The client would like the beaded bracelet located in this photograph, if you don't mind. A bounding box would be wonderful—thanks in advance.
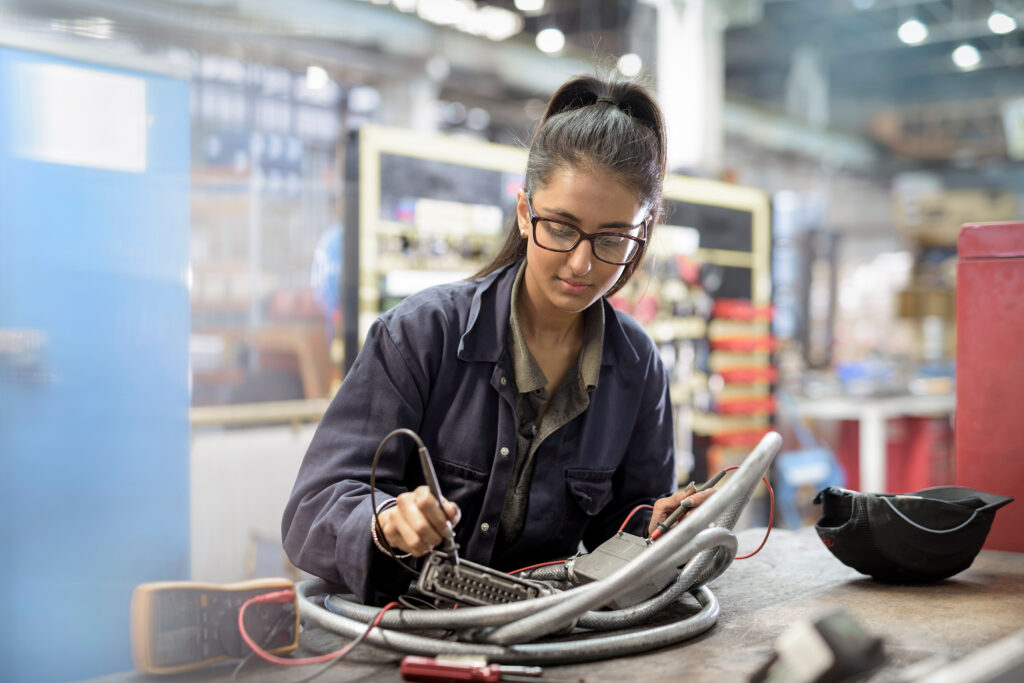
[371,498,412,559]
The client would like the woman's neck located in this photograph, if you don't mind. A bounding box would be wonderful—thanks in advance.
[516,292,584,349]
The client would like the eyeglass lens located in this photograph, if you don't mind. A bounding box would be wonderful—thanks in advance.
[534,219,641,264]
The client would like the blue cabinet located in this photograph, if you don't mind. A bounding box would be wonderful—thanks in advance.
[0,44,190,682]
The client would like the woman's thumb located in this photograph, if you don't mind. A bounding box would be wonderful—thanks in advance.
[443,500,462,526]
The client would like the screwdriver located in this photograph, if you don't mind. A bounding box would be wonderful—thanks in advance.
[401,655,574,682]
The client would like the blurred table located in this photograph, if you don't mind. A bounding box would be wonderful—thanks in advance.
[87,526,1023,683]
[794,393,955,493]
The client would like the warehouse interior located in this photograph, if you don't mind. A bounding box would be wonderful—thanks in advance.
[1,0,1023,681]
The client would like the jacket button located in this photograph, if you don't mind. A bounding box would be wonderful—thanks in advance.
[500,376,508,386]
[480,523,490,532]
[500,447,510,456]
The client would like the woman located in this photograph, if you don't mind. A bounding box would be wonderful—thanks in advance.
[282,75,711,604]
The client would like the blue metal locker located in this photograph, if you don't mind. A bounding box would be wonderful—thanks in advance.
[0,42,191,682]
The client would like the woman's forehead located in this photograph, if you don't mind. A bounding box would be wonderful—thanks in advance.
[531,167,648,224]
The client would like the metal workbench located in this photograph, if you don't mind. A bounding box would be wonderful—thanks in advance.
[90,526,1024,683]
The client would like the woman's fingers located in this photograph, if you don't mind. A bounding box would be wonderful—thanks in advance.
[380,486,457,557]
[648,486,718,535]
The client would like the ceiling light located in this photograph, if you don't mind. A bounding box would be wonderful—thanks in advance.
[987,11,1018,35]
[461,5,523,41]
[425,56,450,82]
[305,65,329,90]
[514,0,544,12]
[617,53,642,77]
[897,19,928,45]
[348,85,381,113]
[52,16,114,39]
[952,43,981,70]
[536,27,565,54]
[418,0,472,27]
[466,107,491,131]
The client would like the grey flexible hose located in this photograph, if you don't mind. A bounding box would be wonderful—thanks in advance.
[323,525,733,632]
[324,579,596,630]
[518,563,569,582]
[298,578,721,664]
[482,526,736,644]
[483,431,782,645]
[297,431,782,661]
[577,532,738,630]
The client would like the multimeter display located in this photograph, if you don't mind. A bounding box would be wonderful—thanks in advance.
[131,579,299,674]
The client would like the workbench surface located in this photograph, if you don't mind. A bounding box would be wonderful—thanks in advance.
[91,527,1024,683]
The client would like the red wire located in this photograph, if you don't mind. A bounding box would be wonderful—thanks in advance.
[717,466,775,560]
[735,479,774,559]
[237,590,399,666]
[508,492,731,573]
[617,504,654,533]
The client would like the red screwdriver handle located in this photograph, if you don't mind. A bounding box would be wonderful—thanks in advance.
[401,655,501,682]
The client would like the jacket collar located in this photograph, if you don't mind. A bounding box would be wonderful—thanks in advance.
[457,259,640,367]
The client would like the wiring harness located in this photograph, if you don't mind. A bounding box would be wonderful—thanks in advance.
[291,431,783,665]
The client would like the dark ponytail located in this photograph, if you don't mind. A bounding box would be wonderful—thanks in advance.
[472,75,667,295]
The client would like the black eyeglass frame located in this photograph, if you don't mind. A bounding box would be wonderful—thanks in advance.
[525,195,649,266]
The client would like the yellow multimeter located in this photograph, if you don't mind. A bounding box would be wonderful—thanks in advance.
[130,577,300,674]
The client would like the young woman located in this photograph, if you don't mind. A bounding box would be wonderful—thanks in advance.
[282,75,711,604]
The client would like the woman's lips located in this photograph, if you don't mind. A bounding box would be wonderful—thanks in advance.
[559,278,590,294]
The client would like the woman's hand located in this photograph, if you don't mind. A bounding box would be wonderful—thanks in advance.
[648,485,716,537]
[378,485,462,557]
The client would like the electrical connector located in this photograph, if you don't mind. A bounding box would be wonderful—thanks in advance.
[417,554,548,606]
[567,532,677,609]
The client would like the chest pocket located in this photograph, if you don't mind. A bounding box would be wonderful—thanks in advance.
[433,458,490,514]
[565,467,616,516]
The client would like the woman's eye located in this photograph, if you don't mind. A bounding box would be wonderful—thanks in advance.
[594,235,627,249]
[544,222,577,240]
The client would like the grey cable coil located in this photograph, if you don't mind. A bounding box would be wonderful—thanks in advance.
[296,431,782,662]
[322,527,736,632]
[482,431,780,645]
[299,577,721,664]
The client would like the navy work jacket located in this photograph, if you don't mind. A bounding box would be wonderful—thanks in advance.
[281,260,676,604]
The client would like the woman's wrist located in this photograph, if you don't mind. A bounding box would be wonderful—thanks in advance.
[371,498,412,559]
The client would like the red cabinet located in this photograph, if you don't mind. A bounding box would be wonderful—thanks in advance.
[956,221,1024,552]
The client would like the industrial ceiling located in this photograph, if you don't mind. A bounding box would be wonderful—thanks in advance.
[4,0,1023,165]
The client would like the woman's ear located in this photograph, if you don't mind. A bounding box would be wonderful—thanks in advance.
[516,190,530,238]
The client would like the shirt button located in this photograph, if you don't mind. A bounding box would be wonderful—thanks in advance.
[500,376,508,386]
[480,523,490,532]
[500,447,510,456]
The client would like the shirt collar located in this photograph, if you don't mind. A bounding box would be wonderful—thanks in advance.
[508,261,603,394]
[457,258,638,369]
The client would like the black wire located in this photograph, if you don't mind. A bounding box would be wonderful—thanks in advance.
[397,593,441,611]
[231,606,297,681]
[285,623,378,683]
[369,427,428,577]
[234,599,396,683]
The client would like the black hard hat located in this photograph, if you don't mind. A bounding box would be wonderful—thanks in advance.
[813,486,1014,583]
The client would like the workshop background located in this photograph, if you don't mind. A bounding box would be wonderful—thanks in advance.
[1,0,1022,681]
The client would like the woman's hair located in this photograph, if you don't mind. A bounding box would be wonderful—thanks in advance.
[472,75,667,295]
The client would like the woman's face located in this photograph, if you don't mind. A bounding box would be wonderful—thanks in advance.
[516,166,648,320]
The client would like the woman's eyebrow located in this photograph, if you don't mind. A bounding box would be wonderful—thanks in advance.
[538,206,637,229]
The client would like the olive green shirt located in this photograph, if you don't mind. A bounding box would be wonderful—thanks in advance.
[497,261,605,548]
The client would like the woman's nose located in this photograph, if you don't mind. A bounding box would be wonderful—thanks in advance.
[567,240,593,276]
